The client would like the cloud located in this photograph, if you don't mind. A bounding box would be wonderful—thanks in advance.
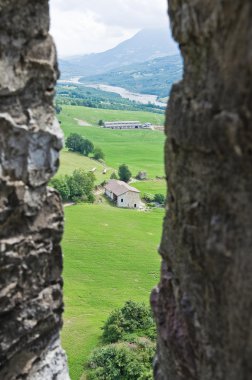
[50,0,170,57]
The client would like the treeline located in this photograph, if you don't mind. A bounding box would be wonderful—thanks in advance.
[56,84,165,114]
[66,133,105,160]
[50,169,95,203]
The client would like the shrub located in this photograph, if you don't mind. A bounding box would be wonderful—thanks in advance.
[87,342,154,380]
[102,301,155,344]
[110,172,118,180]
[50,176,70,201]
[118,164,132,183]
[93,147,105,160]
[154,193,165,205]
[65,133,94,156]
[142,193,155,203]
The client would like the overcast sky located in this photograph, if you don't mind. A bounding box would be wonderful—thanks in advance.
[50,0,169,58]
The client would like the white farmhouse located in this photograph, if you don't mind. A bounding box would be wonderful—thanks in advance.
[104,180,141,209]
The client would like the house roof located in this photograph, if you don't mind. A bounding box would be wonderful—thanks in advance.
[104,180,140,196]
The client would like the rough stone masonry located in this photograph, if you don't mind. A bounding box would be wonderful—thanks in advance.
[0,0,69,379]
[152,1,252,380]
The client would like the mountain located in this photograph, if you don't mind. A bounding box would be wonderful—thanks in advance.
[59,28,179,79]
[79,55,183,98]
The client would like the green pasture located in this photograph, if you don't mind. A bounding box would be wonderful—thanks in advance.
[61,204,163,380]
[134,179,167,197]
[58,105,165,178]
[57,150,113,184]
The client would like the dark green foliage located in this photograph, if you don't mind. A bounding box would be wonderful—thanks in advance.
[110,172,118,180]
[93,147,105,160]
[118,164,132,183]
[65,133,94,156]
[142,193,155,202]
[87,342,154,380]
[50,176,70,201]
[55,103,62,114]
[98,120,104,126]
[87,301,156,380]
[154,193,165,205]
[67,169,95,201]
[50,169,95,203]
[102,301,155,344]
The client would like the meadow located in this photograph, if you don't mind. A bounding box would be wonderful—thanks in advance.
[62,203,163,380]
[58,105,165,178]
[134,179,167,196]
[57,150,113,184]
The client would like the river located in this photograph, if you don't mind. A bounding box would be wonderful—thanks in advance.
[58,77,166,108]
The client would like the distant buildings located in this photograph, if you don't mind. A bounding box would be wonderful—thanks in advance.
[104,180,141,209]
[103,121,152,129]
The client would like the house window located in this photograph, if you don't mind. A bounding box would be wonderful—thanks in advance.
[134,204,137,208]
[121,199,123,203]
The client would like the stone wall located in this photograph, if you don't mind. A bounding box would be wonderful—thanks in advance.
[152,1,252,379]
[0,1,69,379]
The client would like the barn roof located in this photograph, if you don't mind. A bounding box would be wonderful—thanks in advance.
[104,180,140,196]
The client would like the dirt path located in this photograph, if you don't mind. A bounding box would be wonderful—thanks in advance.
[74,118,91,127]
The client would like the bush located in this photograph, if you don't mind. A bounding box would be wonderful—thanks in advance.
[65,133,94,156]
[154,193,165,205]
[93,147,105,160]
[142,193,155,203]
[118,164,132,183]
[50,170,95,203]
[110,172,118,180]
[50,176,70,201]
[87,342,154,380]
[102,301,155,344]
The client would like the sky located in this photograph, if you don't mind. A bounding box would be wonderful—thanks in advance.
[50,0,169,58]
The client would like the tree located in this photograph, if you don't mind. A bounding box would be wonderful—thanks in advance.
[50,177,70,202]
[154,193,165,205]
[118,164,132,183]
[93,147,105,160]
[110,172,118,180]
[83,139,94,156]
[98,119,104,126]
[65,133,85,153]
[66,169,95,202]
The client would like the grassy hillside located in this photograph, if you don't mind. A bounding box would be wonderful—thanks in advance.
[134,179,167,196]
[62,204,163,380]
[57,151,113,184]
[58,105,165,178]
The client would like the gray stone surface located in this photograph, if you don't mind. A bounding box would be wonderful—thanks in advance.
[152,1,252,380]
[0,0,69,379]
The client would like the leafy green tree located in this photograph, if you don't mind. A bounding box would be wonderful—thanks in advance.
[66,169,95,202]
[50,177,70,201]
[93,147,105,160]
[98,119,104,126]
[65,133,85,153]
[102,301,155,344]
[110,172,118,180]
[83,139,95,156]
[118,164,132,183]
[87,343,154,380]
[154,193,165,205]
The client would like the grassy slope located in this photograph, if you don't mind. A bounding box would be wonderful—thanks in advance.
[62,204,163,380]
[58,106,165,178]
[134,179,167,196]
[57,151,114,184]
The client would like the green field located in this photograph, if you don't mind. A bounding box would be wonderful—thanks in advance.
[62,204,163,380]
[57,150,114,184]
[134,179,167,196]
[58,106,165,178]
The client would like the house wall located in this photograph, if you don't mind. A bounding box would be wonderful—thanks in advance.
[117,192,141,209]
